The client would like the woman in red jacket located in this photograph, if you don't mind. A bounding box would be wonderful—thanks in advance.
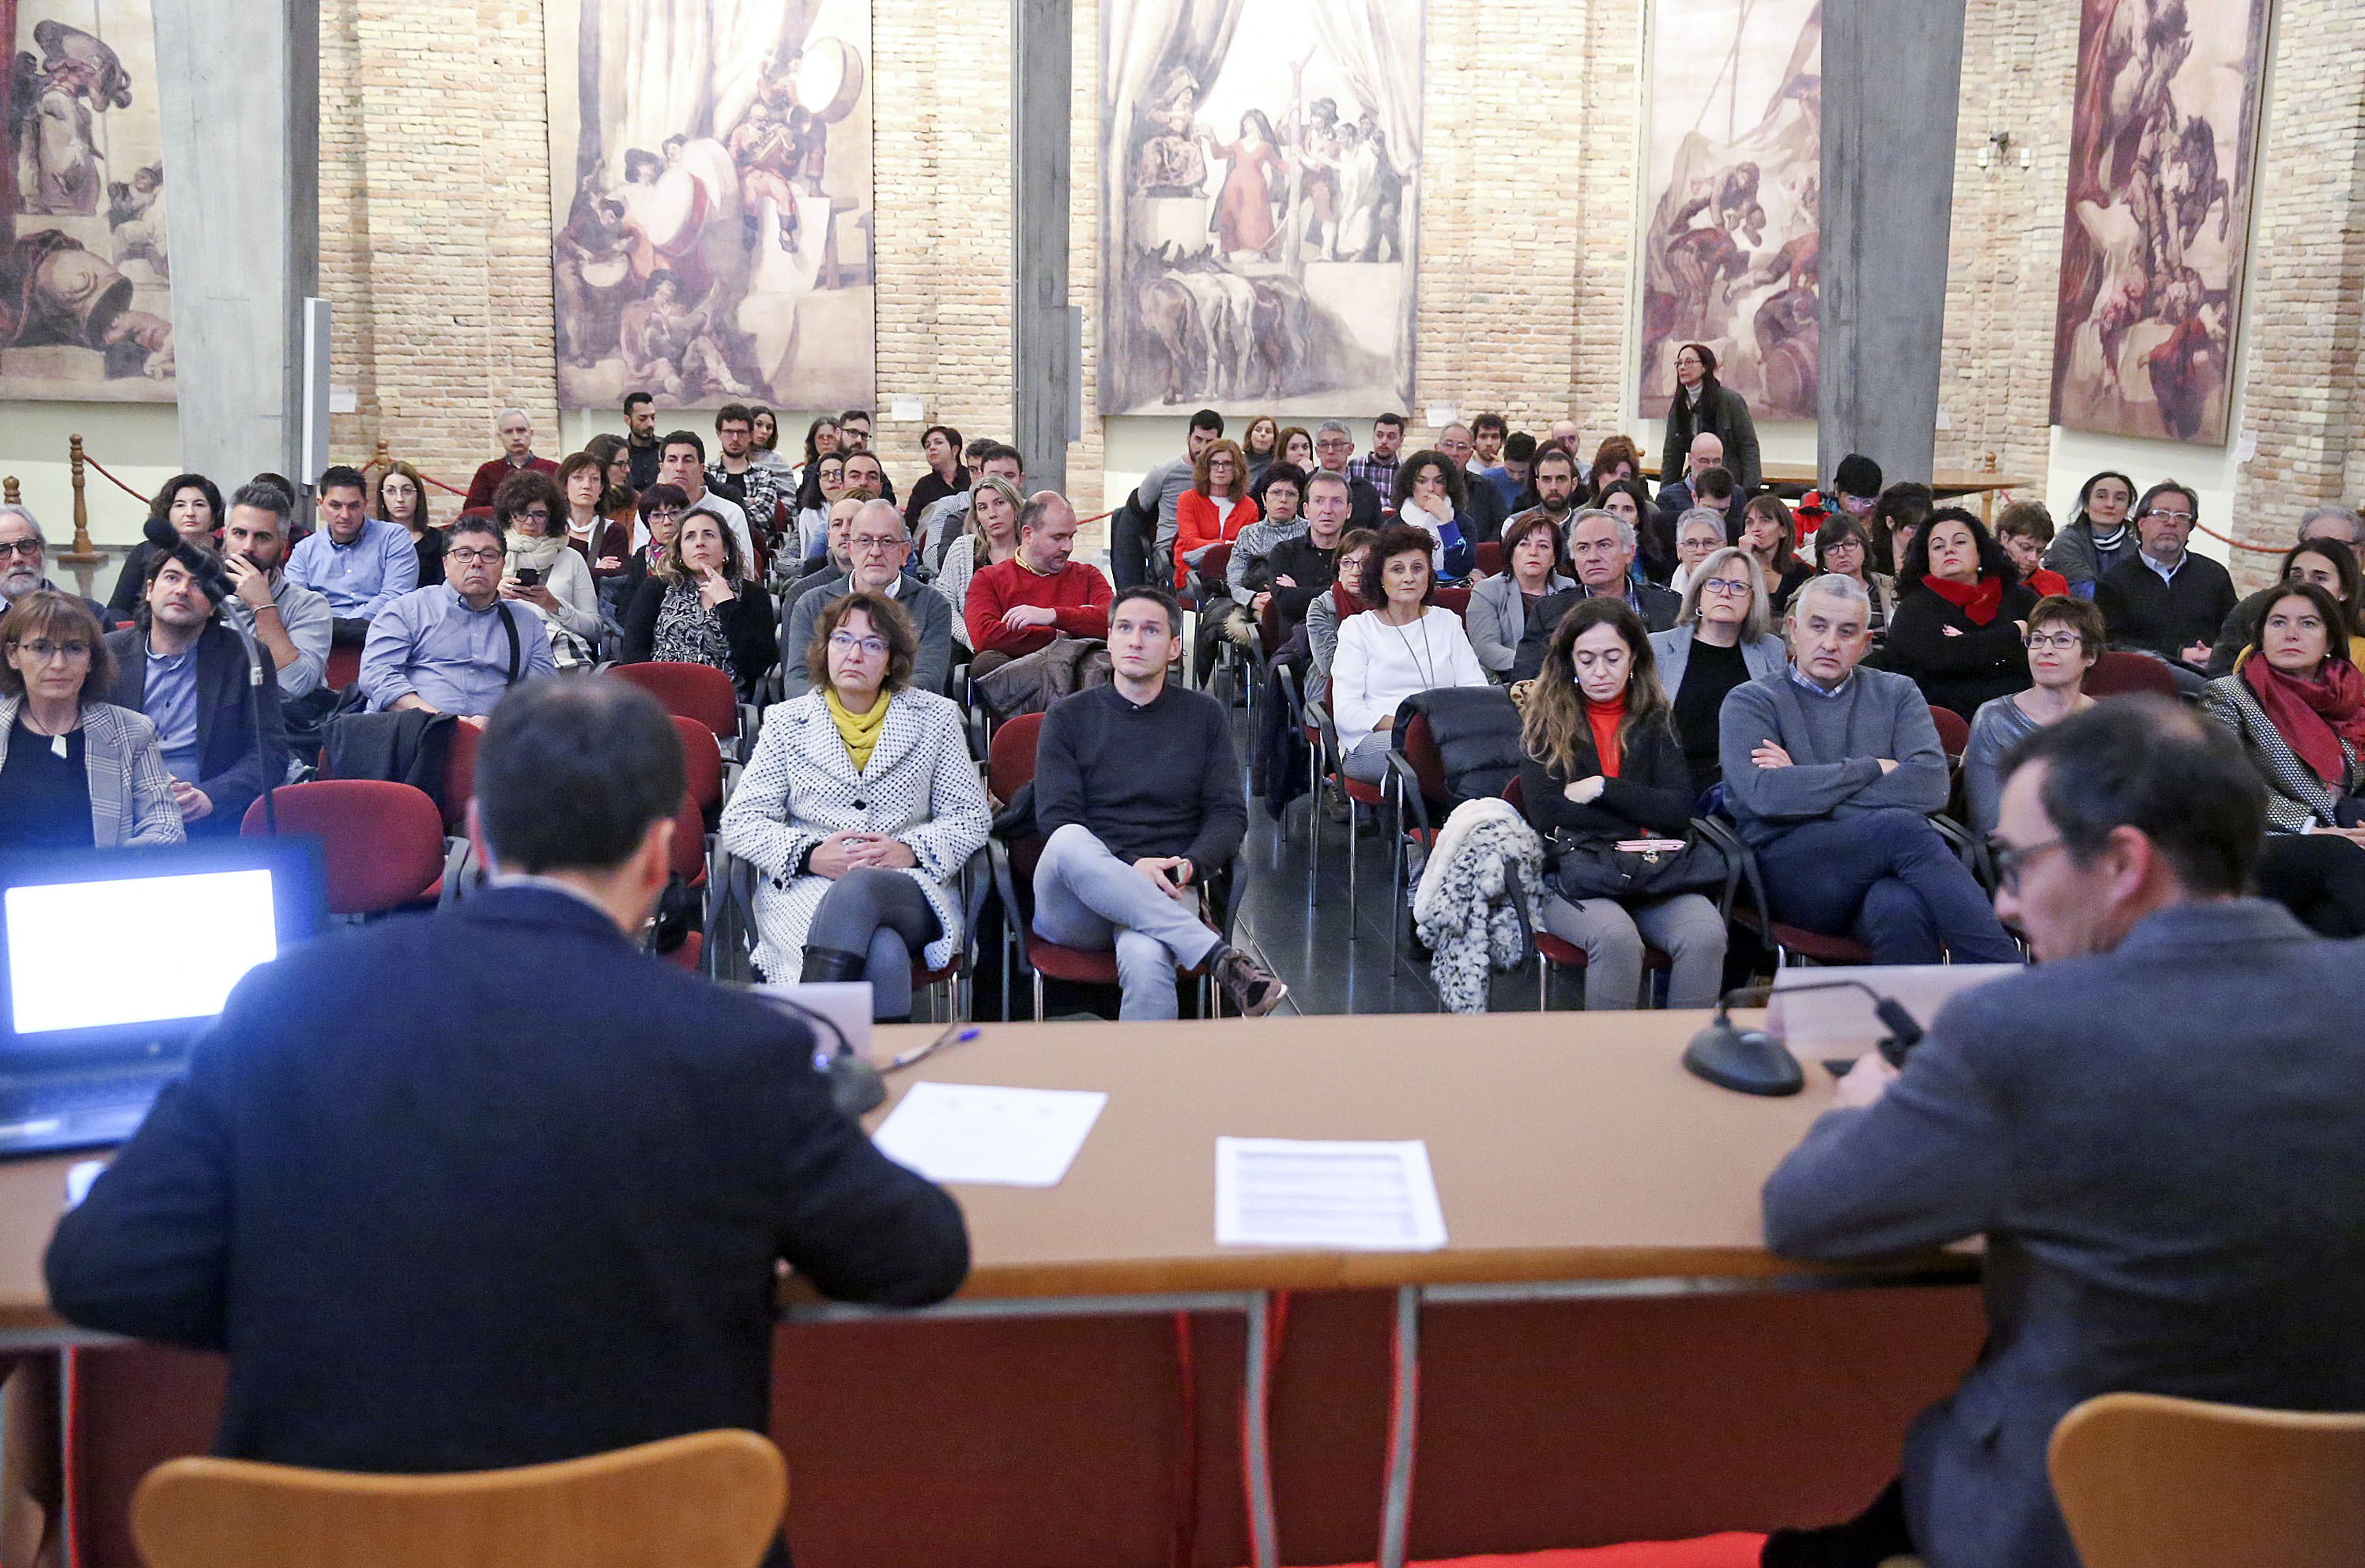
[1172,437,1258,592]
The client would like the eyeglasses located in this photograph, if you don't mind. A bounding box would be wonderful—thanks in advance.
[646,507,682,520]
[1701,577,1753,596]
[850,536,904,553]
[2025,632,2086,652]
[0,538,43,558]
[517,509,552,523]
[9,638,90,662]
[2142,507,2195,524]
[446,547,503,565]
[1985,835,2065,895]
[828,631,888,658]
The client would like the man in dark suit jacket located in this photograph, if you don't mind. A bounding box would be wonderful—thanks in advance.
[103,541,285,837]
[2092,481,2239,665]
[1761,698,2365,1568]
[48,680,968,1487]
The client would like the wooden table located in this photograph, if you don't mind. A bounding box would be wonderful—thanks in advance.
[6,1011,1982,1568]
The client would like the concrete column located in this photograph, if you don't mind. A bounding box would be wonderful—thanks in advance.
[1011,0,1074,496]
[1818,0,1967,485]
[153,0,319,486]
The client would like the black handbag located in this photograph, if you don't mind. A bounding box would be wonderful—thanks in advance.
[1551,830,1730,903]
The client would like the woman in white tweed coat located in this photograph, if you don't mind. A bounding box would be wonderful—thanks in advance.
[720,590,990,1016]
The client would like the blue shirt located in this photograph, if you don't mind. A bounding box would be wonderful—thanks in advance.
[1787,662,1857,700]
[360,585,558,716]
[285,517,419,618]
[144,640,201,781]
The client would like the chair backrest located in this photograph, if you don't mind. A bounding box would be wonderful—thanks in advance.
[2048,1392,2365,1568]
[131,1429,786,1568]
[1196,541,1233,586]
[607,661,739,741]
[441,718,482,833]
[1432,586,1472,622]
[987,710,1043,804]
[1473,541,1503,579]
[668,789,707,883]
[2086,649,2180,699]
[1401,713,1450,805]
[324,643,364,695]
[1499,773,1525,811]
[1927,703,1971,763]
[239,780,443,916]
[1258,594,1285,658]
[673,714,724,819]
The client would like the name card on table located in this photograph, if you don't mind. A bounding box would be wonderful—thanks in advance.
[873,1082,1106,1188]
[1216,1137,1447,1251]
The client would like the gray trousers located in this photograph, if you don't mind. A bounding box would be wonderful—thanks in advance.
[1032,823,1221,1020]
[1341,730,1394,783]
[806,868,941,1020]
[1541,890,1726,1009]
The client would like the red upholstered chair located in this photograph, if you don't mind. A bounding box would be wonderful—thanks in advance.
[605,661,744,757]
[1499,775,1670,1009]
[440,718,482,834]
[2086,650,2180,699]
[1927,704,1971,766]
[240,780,446,916]
[1473,541,1503,579]
[671,715,724,831]
[323,644,363,695]
[1432,586,1472,622]
[1184,541,1233,605]
[661,790,709,973]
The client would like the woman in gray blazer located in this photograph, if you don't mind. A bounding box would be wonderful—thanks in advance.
[0,590,183,851]
[1466,511,1575,682]
[1647,547,1787,798]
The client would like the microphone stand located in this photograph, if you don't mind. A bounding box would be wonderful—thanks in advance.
[242,623,278,835]
[1682,977,1928,1097]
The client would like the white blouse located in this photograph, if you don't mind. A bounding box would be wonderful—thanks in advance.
[1332,605,1491,743]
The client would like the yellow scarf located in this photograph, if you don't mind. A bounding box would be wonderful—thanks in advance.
[824,688,889,772]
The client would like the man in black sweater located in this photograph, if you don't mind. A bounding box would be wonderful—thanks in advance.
[2093,480,2239,667]
[1032,585,1284,1019]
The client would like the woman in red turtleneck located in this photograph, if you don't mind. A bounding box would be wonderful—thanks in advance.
[1515,597,1727,1009]
[1885,506,2040,720]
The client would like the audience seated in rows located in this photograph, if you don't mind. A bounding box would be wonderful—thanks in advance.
[361,514,556,718]
[1390,449,1477,584]
[1223,461,1308,610]
[962,494,1111,678]
[1650,545,1786,801]
[494,471,604,665]
[460,408,558,512]
[1519,598,1728,1008]
[1303,526,1375,706]
[2039,469,2139,596]
[2093,480,2239,668]
[719,591,989,1019]
[1962,596,2103,835]
[936,476,1022,653]
[783,502,951,698]
[2202,579,2365,939]
[706,404,790,547]
[0,590,182,850]
[103,543,285,837]
[1992,501,2070,597]
[1884,507,2038,720]
[1311,420,1385,530]
[2206,508,2365,677]
[1,504,109,628]
[1466,509,1575,682]
[654,430,754,567]
[285,467,417,648]
[1172,437,1257,592]
[1720,573,2020,965]
[618,510,777,703]
[1029,585,1281,1019]
[1330,524,1489,783]
[109,474,223,621]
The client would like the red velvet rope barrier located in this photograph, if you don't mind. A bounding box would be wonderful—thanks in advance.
[81,454,152,507]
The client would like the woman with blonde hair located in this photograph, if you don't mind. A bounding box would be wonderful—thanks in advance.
[1648,545,1786,798]
[1172,437,1258,591]
[935,476,1023,651]
[1518,597,1726,1007]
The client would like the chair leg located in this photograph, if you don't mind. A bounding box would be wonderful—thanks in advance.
[1347,796,1360,934]
[1032,968,1047,1022]
[1538,954,1549,1012]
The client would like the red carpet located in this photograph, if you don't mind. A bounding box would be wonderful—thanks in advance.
[1296,1536,1767,1568]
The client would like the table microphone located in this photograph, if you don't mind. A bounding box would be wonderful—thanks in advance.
[1683,978,1927,1097]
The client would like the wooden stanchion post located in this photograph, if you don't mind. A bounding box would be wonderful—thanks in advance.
[58,433,109,600]
[2,477,18,507]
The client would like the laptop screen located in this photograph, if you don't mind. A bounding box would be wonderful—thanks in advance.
[0,837,327,1061]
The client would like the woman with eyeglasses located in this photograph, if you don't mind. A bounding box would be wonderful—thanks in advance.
[374,460,444,588]
[0,590,183,850]
[1812,515,1894,632]
[493,471,605,660]
[1520,597,1727,1007]
[1648,545,1786,799]
[1962,596,2102,834]
[719,591,990,1019]
[618,507,778,699]
[2202,579,2365,937]
[1886,507,2039,719]
[1657,341,1762,493]
[794,452,849,566]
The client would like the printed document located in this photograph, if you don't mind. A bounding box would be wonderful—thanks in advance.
[873,1082,1107,1187]
[1215,1137,1447,1250]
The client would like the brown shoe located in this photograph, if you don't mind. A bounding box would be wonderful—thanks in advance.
[1210,944,1288,1017]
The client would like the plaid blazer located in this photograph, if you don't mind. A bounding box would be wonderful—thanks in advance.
[2201,673,2363,834]
[0,694,186,848]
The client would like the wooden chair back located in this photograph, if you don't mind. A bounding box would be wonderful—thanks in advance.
[2048,1392,2365,1568]
[131,1429,786,1568]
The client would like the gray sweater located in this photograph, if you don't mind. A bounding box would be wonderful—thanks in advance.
[1719,665,1949,847]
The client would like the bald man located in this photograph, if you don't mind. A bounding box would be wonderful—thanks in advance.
[463,408,559,511]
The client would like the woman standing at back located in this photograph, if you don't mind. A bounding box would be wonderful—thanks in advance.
[1657,343,1761,494]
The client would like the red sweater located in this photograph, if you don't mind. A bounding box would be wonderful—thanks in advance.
[463,455,559,512]
[964,556,1113,656]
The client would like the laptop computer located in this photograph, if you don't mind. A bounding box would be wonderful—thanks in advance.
[0,836,327,1159]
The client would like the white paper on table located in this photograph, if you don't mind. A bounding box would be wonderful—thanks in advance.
[871,1082,1107,1187]
[1215,1137,1447,1251]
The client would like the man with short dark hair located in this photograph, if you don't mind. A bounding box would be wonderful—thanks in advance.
[462,409,560,512]
[360,517,556,718]
[1481,430,1533,514]
[1762,696,2365,1568]
[622,391,663,490]
[2093,481,2239,667]
[1507,445,1580,536]
[48,679,967,1515]
[964,493,1112,674]
[781,500,952,696]
[706,403,787,542]
[0,503,107,624]
[1121,410,1224,590]
[1469,413,1507,471]
[102,544,285,835]
[284,466,417,646]
[656,430,754,564]
[217,484,332,703]
[837,409,873,454]
[1345,413,1405,494]
[1032,585,1284,1020]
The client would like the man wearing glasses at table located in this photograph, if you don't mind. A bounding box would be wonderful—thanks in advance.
[780,499,951,697]
[2092,479,2239,670]
[360,514,556,722]
[0,504,108,625]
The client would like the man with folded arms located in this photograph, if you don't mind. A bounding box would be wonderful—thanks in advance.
[781,500,952,696]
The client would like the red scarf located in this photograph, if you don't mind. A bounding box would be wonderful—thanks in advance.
[1922,572,2004,626]
[1583,693,1626,779]
[1331,579,1364,624]
[2243,654,2365,785]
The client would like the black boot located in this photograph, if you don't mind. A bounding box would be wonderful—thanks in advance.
[799,946,870,985]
